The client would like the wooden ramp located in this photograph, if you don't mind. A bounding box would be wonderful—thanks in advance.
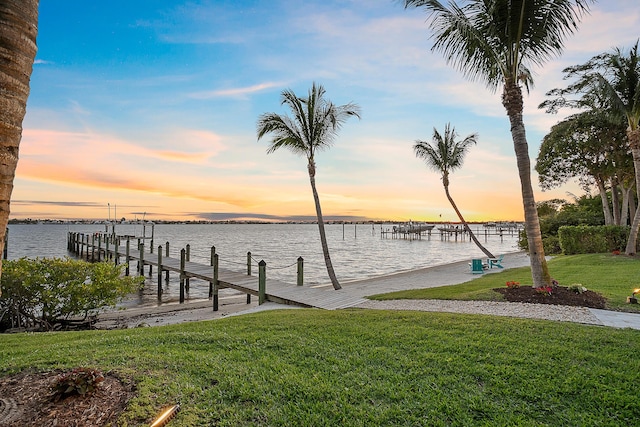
[75,236,367,311]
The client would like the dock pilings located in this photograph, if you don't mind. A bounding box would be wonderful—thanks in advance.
[67,231,306,308]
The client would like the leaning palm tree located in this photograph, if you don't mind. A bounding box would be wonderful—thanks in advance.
[0,0,39,295]
[403,0,593,287]
[415,123,495,259]
[257,83,360,290]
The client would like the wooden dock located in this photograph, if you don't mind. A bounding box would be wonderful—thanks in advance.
[67,232,367,311]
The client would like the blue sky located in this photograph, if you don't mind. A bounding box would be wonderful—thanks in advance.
[14,0,640,221]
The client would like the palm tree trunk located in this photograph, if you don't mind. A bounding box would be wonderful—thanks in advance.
[308,162,341,290]
[443,183,494,259]
[502,81,551,287]
[621,182,631,226]
[595,176,614,225]
[629,185,637,225]
[0,0,39,296]
[624,133,640,255]
[611,177,621,225]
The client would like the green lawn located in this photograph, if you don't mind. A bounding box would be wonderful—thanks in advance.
[369,253,640,313]
[2,308,640,426]
[2,253,640,426]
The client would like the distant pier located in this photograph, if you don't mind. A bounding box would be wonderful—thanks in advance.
[380,222,523,242]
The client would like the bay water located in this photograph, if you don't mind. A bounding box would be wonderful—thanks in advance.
[6,223,520,306]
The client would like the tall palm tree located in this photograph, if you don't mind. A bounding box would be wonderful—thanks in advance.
[257,83,360,290]
[415,123,495,259]
[403,0,593,287]
[0,0,39,295]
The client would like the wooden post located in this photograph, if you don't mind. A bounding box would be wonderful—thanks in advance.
[212,253,219,311]
[246,251,252,304]
[165,242,170,282]
[125,238,130,276]
[97,234,102,262]
[3,227,7,260]
[179,248,185,303]
[185,244,191,292]
[139,242,145,276]
[150,223,155,253]
[297,256,304,286]
[114,237,119,265]
[209,246,216,298]
[91,233,95,262]
[157,245,163,299]
[258,260,266,305]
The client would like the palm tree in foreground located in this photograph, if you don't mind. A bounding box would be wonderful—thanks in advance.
[403,0,594,287]
[0,0,39,295]
[257,83,360,290]
[415,123,495,259]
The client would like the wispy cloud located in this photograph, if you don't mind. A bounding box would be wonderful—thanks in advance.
[189,82,283,99]
[21,128,223,165]
[11,200,103,207]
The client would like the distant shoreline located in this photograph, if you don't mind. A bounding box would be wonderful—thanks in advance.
[8,219,525,226]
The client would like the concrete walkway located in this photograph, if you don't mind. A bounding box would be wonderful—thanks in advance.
[310,251,640,330]
[99,251,640,330]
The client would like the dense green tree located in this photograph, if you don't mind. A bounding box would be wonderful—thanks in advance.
[257,83,360,290]
[403,0,593,287]
[414,123,495,258]
[541,41,640,253]
[536,111,631,225]
[0,1,39,295]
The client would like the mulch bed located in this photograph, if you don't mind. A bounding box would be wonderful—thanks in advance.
[494,285,607,309]
[0,369,137,427]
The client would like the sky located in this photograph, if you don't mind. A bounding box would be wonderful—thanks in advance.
[14,0,640,222]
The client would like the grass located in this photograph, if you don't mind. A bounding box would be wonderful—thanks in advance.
[369,253,640,312]
[1,309,640,426]
[2,253,640,426]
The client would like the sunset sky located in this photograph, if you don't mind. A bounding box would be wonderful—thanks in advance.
[14,0,640,222]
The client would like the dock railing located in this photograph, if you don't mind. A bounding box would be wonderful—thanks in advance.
[67,231,309,311]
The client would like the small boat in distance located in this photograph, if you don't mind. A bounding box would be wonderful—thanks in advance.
[392,222,435,234]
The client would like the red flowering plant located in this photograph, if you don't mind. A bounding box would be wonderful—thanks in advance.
[535,286,553,296]
[506,281,520,289]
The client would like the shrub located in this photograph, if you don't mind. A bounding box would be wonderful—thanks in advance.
[51,367,104,401]
[543,235,562,254]
[0,258,143,331]
[558,225,629,255]
[568,284,587,294]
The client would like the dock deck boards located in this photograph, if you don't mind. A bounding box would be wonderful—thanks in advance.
[71,235,366,310]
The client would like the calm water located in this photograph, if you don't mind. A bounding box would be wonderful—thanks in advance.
[6,223,520,306]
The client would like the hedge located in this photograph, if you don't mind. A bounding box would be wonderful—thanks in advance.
[558,225,630,255]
